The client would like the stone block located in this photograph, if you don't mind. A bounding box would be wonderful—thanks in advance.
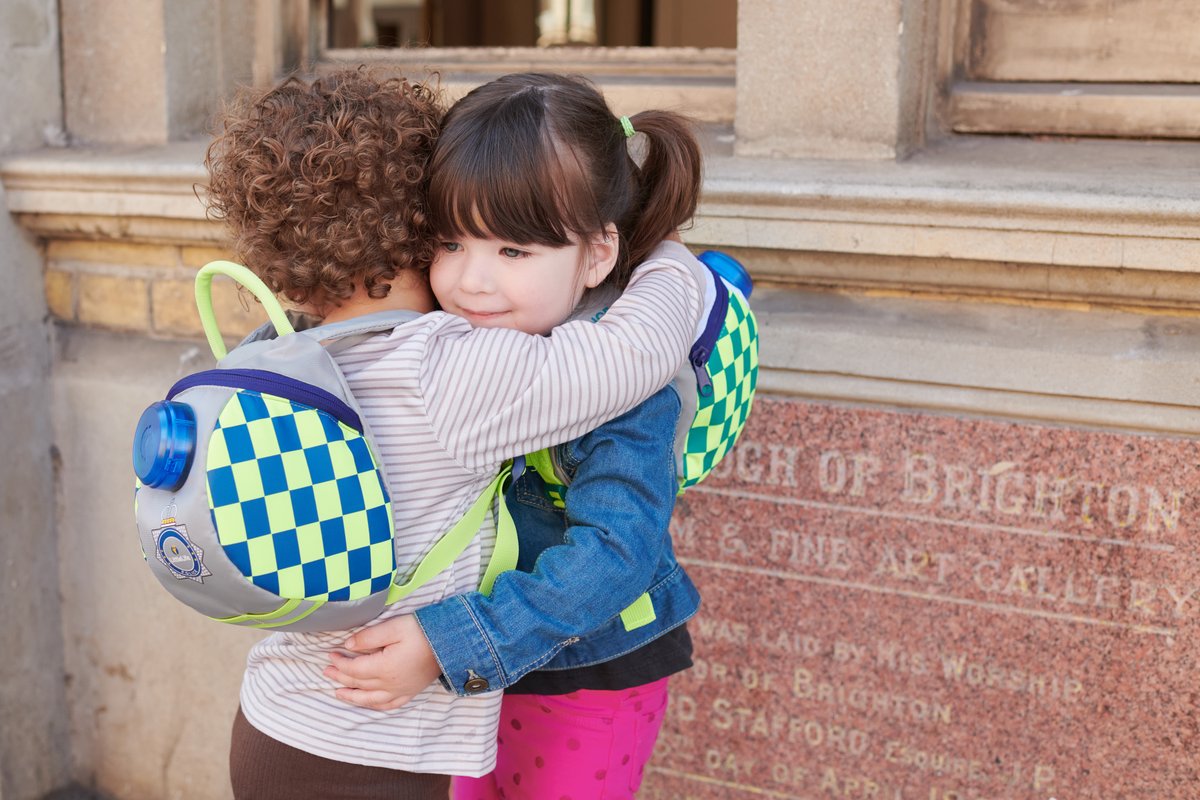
[209,276,272,340]
[60,0,169,144]
[180,245,234,269]
[48,240,179,269]
[153,273,269,341]
[44,268,75,320]
[51,331,257,799]
[642,398,1199,799]
[78,273,149,331]
[0,0,62,152]
[735,0,926,159]
[150,277,203,336]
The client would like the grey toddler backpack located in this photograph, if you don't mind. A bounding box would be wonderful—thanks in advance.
[133,261,515,632]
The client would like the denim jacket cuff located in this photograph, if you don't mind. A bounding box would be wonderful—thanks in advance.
[414,596,505,696]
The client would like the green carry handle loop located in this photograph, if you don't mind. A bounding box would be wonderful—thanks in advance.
[387,465,518,604]
[195,260,296,360]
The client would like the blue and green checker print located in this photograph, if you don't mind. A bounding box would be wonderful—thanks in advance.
[680,291,758,488]
[206,390,395,602]
[528,289,759,502]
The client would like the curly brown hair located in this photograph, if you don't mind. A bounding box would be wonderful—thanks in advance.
[204,69,443,307]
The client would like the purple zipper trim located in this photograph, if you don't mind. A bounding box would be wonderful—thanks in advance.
[167,368,362,432]
[689,270,729,397]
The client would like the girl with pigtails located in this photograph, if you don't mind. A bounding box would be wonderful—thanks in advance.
[324,73,722,799]
[211,69,714,800]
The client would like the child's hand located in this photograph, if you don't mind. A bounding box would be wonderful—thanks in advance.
[323,615,442,711]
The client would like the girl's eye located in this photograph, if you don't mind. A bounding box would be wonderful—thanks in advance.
[500,247,528,259]
[440,242,462,253]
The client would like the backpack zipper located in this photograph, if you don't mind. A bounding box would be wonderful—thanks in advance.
[167,368,363,433]
[689,271,729,398]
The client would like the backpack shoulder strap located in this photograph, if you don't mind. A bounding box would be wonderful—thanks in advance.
[295,310,425,355]
[386,464,519,604]
[299,309,424,343]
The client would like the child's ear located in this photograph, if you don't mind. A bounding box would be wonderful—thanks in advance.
[582,224,620,289]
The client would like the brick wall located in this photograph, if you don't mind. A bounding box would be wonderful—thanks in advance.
[45,240,268,341]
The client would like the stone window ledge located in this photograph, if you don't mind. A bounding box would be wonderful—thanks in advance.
[699,134,1200,276]
[6,137,1200,433]
[4,134,1198,275]
[754,286,1200,436]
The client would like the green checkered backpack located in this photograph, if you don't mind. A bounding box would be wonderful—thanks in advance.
[524,250,759,629]
[132,261,515,632]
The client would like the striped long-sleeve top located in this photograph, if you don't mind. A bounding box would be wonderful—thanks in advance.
[237,240,708,776]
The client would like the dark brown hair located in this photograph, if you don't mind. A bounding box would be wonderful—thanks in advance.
[204,69,443,307]
[428,72,702,288]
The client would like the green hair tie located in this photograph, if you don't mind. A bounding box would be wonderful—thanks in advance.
[619,115,636,139]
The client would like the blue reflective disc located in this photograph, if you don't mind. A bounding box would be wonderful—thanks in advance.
[132,401,196,490]
[698,250,753,299]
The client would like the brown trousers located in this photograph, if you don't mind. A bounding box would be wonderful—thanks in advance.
[230,707,451,800]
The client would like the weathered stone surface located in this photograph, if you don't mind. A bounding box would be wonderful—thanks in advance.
[644,398,1199,799]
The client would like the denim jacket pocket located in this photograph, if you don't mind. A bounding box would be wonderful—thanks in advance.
[511,470,567,515]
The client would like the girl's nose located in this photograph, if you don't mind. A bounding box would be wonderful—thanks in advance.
[457,251,494,294]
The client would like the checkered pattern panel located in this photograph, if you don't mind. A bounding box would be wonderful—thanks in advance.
[205,390,394,602]
[681,292,759,487]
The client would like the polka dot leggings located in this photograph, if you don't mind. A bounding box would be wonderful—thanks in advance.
[452,677,670,800]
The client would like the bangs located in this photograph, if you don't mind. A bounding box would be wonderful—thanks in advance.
[429,89,601,246]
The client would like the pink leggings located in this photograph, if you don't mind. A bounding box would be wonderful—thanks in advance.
[452,677,670,800]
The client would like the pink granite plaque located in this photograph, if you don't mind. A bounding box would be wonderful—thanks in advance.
[643,398,1199,800]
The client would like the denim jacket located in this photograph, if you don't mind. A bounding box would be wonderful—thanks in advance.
[415,385,701,696]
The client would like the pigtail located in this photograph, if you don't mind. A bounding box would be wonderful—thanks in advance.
[621,110,703,274]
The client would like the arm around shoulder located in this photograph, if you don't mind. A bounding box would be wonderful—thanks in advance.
[416,386,684,693]
[422,244,707,470]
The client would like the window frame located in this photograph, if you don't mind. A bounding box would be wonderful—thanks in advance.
[935,0,1200,139]
[284,0,737,122]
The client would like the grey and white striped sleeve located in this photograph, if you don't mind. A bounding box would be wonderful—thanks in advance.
[421,246,707,471]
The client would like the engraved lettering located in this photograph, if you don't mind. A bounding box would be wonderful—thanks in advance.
[940,652,1083,702]
[793,668,951,724]
[718,522,750,558]
[1031,474,1071,521]
[875,640,929,676]
[1164,584,1199,617]
[941,462,974,510]
[883,740,987,783]
[849,453,882,497]
[819,450,847,494]
[1129,579,1158,616]
[1145,487,1183,533]
[994,469,1027,515]
[902,453,937,504]
[734,441,763,483]
[767,444,799,487]
[1107,484,1138,529]
[972,560,1001,592]
[1078,480,1105,527]
[768,529,854,572]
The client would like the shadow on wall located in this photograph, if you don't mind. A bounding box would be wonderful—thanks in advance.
[42,785,114,800]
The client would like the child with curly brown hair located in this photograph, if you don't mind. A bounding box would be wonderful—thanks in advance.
[204,69,709,799]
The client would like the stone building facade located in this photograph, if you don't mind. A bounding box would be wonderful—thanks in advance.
[2,1,1198,798]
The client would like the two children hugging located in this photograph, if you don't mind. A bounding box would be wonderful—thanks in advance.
[204,68,719,800]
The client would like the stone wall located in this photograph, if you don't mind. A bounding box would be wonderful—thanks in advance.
[0,1,70,798]
[5,1,1200,798]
